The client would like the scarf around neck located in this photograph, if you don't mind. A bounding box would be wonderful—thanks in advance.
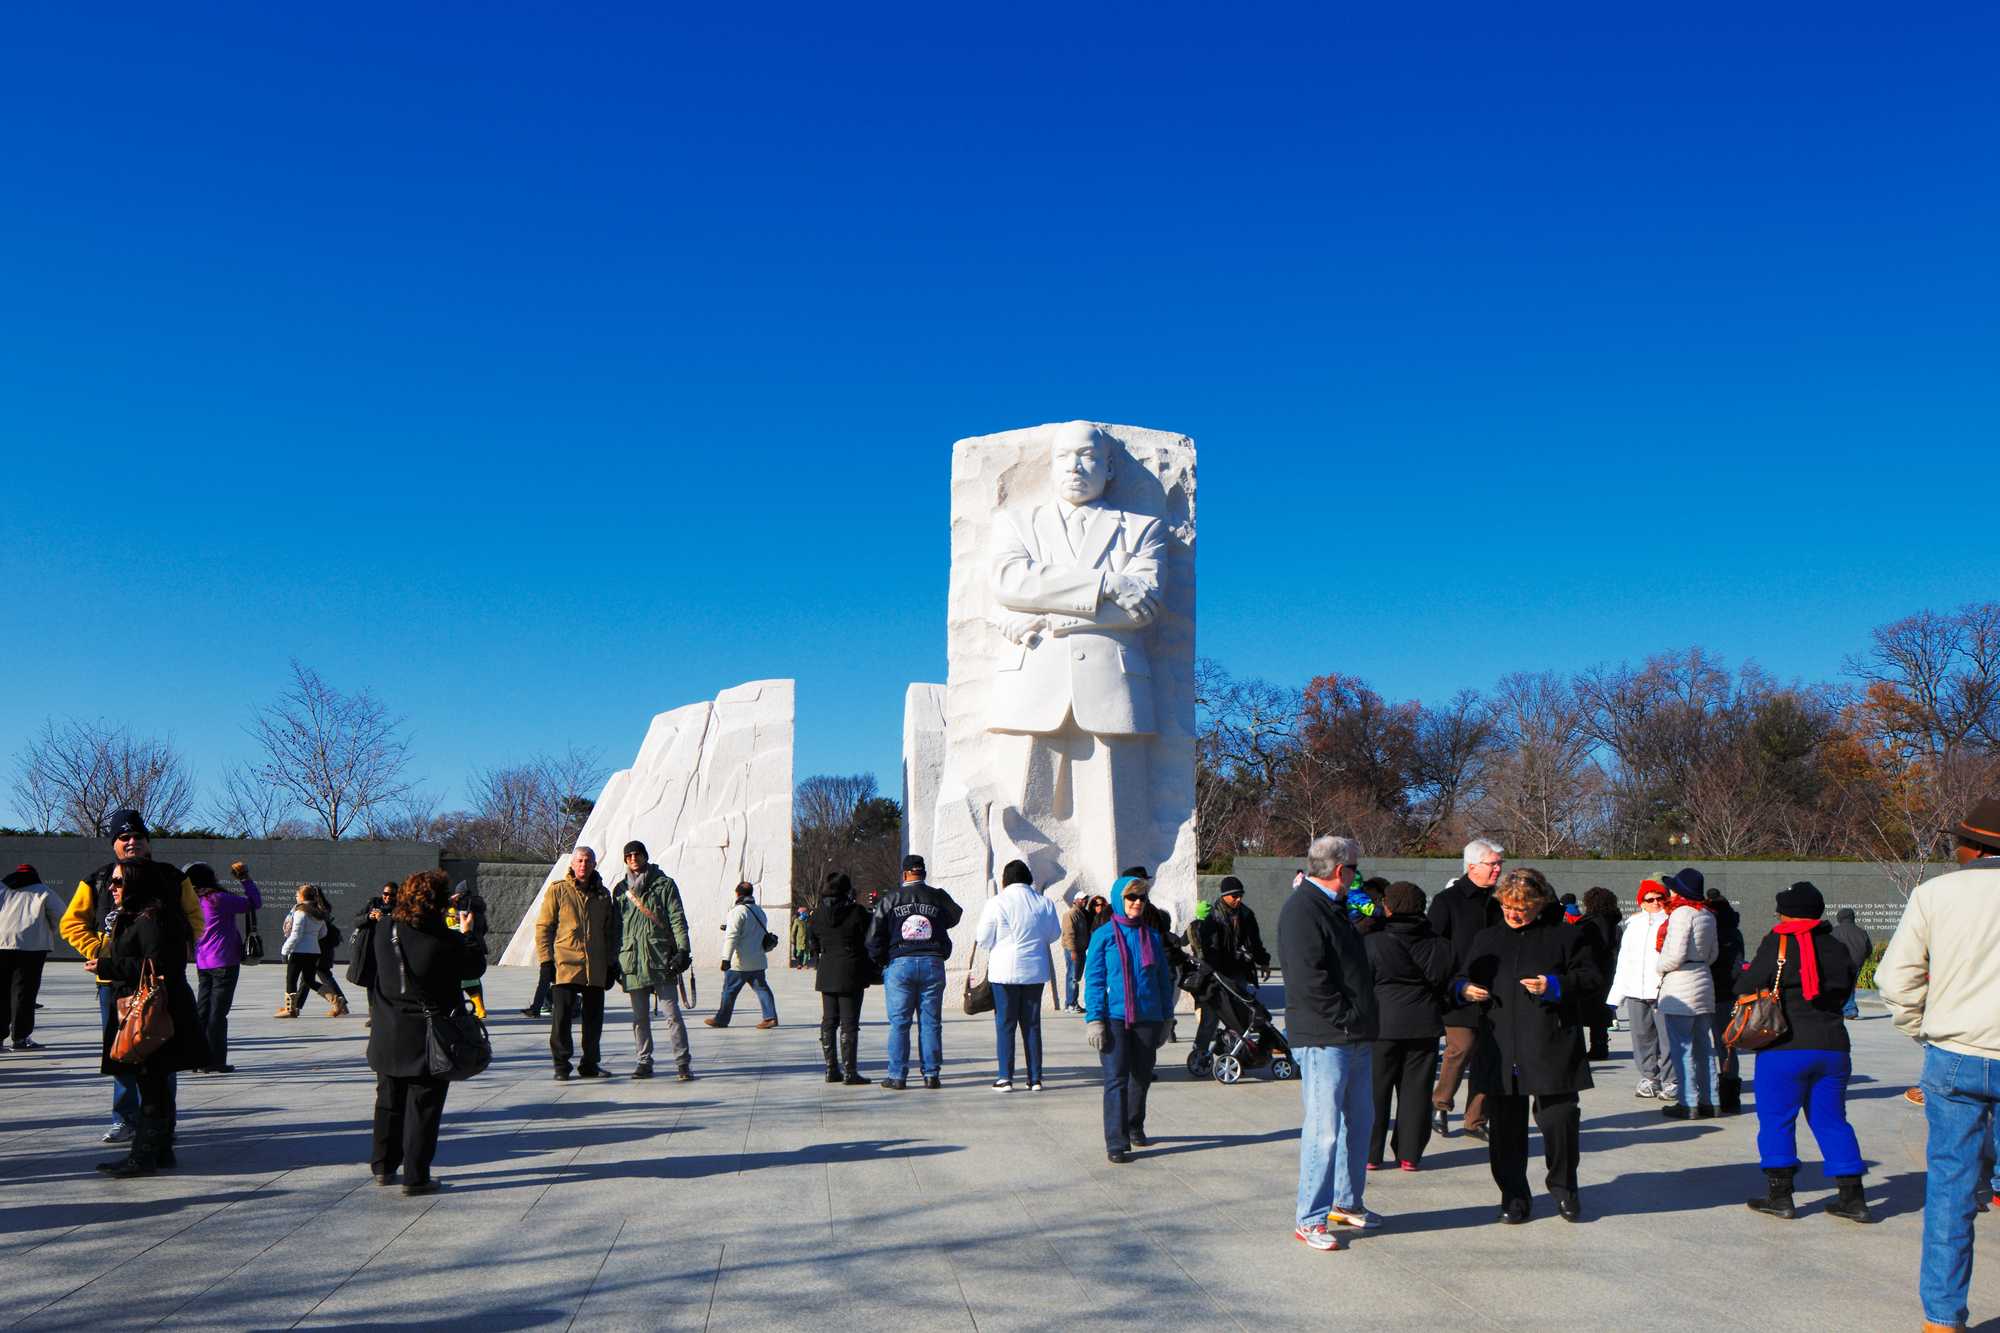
[1653,896,1711,951]
[1109,916,1157,1029]
[1770,920,1823,1000]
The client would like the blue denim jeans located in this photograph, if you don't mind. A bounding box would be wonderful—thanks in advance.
[98,983,140,1124]
[1101,1021,1160,1151]
[1064,952,1083,1009]
[1919,1044,2000,1327]
[992,982,1044,1084]
[1751,1048,1862,1176]
[883,954,946,1079]
[1660,1011,1714,1108]
[1294,1043,1372,1228]
[715,969,777,1024]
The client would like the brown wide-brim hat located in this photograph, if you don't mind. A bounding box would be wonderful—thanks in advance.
[1954,797,2000,852]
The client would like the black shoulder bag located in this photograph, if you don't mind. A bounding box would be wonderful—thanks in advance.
[346,913,378,987]
[393,924,492,1081]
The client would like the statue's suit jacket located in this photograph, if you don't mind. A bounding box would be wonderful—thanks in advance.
[987,501,1166,737]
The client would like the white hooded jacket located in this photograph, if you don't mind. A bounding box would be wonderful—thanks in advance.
[973,882,1063,985]
[1606,910,1667,1007]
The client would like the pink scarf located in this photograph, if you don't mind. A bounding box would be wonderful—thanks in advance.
[1109,916,1157,1029]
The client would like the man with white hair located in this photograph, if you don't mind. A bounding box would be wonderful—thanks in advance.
[535,846,621,1081]
[1427,838,1506,1142]
[1278,835,1381,1251]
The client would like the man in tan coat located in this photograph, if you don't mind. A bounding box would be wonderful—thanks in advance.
[1878,798,2000,1333]
[536,847,621,1080]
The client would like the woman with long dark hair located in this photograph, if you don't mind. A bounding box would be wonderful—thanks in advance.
[366,869,486,1194]
[88,862,212,1177]
[809,872,875,1085]
[1577,888,1622,1062]
[304,885,351,1017]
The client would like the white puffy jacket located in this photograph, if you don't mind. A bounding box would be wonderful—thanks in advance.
[973,883,1063,985]
[1654,904,1717,1016]
[1606,910,1667,1007]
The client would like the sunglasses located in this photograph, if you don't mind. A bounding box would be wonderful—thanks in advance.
[1640,895,1664,904]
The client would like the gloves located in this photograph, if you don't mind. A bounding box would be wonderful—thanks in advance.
[1150,1023,1171,1050]
[230,862,249,880]
[1085,1021,1114,1052]
[539,961,556,986]
[669,950,691,975]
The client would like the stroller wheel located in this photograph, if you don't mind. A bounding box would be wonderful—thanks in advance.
[1271,1057,1296,1081]
[1185,1049,1213,1078]
[1213,1054,1243,1084]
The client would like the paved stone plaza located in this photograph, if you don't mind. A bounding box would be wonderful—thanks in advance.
[1,962,1990,1332]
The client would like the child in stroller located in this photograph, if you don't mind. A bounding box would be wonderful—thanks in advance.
[1182,963,1296,1084]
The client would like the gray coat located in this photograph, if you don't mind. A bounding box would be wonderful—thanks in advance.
[1830,913,1873,970]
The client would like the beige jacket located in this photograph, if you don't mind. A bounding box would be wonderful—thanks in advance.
[1878,859,2000,1060]
[721,900,770,971]
[535,873,621,988]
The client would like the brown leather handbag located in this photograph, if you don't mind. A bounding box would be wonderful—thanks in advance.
[110,960,175,1064]
[1723,935,1790,1051]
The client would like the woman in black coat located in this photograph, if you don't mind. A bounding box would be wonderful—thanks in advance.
[1577,888,1622,1061]
[809,873,875,1086]
[366,869,485,1195]
[1736,881,1867,1224]
[1363,882,1456,1169]
[90,861,213,1178]
[1456,868,1601,1224]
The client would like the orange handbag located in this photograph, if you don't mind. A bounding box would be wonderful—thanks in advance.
[110,960,175,1063]
[1723,936,1790,1051]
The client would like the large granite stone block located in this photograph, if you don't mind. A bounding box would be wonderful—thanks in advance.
[499,679,794,966]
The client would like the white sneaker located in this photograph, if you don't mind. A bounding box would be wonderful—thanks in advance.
[1636,1080,1658,1098]
[101,1118,134,1144]
[1328,1205,1382,1230]
[1028,1082,1044,1092]
[1294,1223,1340,1251]
[992,1080,1013,1093]
[1660,1084,1681,1101]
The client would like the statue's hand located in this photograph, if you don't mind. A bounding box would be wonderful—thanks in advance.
[1103,572,1158,621]
[994,613,1048,645]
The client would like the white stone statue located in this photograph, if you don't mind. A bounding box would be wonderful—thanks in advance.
[928,420,1196,935]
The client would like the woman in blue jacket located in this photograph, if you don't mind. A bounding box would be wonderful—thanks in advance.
[1085,876,1177,1163]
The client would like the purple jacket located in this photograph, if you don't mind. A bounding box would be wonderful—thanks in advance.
[196,878,263,970]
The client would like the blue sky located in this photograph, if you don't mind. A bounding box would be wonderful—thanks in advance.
[3,3,1995,823]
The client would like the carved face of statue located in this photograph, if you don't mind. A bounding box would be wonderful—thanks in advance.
[1050,421,1112,505]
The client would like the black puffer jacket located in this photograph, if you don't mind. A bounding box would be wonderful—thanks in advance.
[1576,913,1619,1013]
[97,909,211,1076]
[1460,918,1600,1096]
[1428,875,1503,1029]
[367,916,487,1079]
[1276,882,1378,1047]
[810,898,875,993]
[1364,914,1456,1040]
[1733,923,1856,1053]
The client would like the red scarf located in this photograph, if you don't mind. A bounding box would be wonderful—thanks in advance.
[1771,920,1822,1000]
[1653,896,1711,951]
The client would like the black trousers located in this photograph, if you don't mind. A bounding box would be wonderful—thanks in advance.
[371,1073,450,1181]
[286,953,320,1011]
[195,966,239,1066]
[135,1070,178,1122]
[1370,1037,1440,1166]
[1100,1022,1160,1151]
[1487,1091,1580,1204]
[550,984,605,1071]
[820,989,862,1051]
[0,949,48,1043]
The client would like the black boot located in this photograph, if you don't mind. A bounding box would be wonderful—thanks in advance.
[1746,1167,1795,1219]
[821,1034,842,1083]
[96,1116,166,1179]
[839,1029,868,1086]
[1719,1075,1742,1114]
[1825,1174,1872,1223]
[155,1122,178,1169]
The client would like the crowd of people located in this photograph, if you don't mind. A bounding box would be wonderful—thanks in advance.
[33,799,2000,1329]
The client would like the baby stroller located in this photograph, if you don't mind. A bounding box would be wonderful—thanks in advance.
[1182,964,1296,1084]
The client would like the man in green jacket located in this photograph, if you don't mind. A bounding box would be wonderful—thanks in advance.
[615,840,692,1081]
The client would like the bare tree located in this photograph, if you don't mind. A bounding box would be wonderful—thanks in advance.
[791,774,900,909]
[1476,672,1604,856]
[1844,602,2000,763]
[467,746,608,859]
[1681,747,1778,858]
[208,761,296,838]
[249,662,413,839]
[10,718,197,834]
[1408,689,1497,852]
[366,789,445,841]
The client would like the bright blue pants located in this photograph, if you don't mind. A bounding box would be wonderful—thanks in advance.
[1752,1047,1863,1177]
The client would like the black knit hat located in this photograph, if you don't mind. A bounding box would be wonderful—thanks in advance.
[182,862,219,891]
[1775,881,1825,919]
[107,809,147,839]
[1218,876,1244,898]
[1001,860,1033,887]
[623,840,648,861]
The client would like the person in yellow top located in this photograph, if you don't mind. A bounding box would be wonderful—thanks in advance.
[59,810,204,1145]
